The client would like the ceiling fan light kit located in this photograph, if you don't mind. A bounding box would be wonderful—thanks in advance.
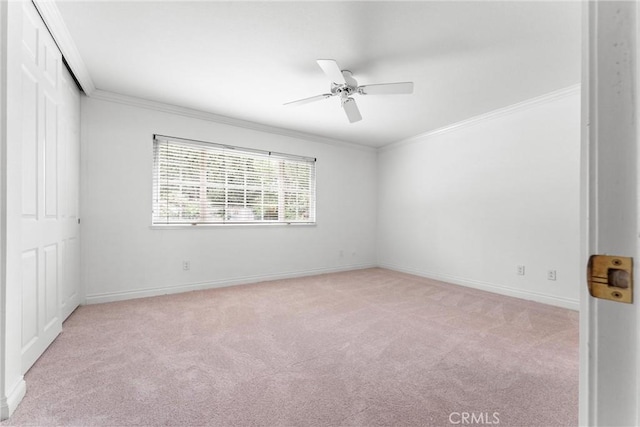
[285,59,414,123]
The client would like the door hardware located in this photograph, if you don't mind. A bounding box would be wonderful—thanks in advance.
[587,255,633,303]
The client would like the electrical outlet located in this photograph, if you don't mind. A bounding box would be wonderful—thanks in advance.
[339,250,344,258]
[517,265,525,276]
[547,270,557,281]
[183,261,190,271]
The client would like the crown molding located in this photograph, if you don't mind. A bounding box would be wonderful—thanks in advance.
[25,1,579,154]
[89,89,376,153]
[32,0,96,95]
[381,84,581,152]
[26,0,373,152]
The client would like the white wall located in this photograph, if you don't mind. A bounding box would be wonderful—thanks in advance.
[80,96,377,303]
[83,88,580,308]
[377,87,581,309]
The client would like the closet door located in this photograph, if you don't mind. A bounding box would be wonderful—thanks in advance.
[58,65,81,321]
[19,1,80,372]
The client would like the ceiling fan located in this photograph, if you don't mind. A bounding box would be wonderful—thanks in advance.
[284,59,414,123]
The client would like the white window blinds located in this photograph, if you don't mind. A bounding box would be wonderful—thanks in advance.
[152,135,316,225]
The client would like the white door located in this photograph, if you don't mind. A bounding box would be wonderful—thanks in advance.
[581,1,639,425]
[57,59,81,321]
[18,1,80,373]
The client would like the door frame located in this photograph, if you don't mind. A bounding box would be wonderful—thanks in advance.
[580,1,639,425]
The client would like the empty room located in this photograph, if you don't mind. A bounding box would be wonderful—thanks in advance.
[1,0,639,426]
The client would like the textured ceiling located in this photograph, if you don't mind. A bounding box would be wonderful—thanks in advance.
[55,1,581,147]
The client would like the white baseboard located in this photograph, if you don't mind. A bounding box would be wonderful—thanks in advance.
[84,263,376,305]
[84,262,579,310]
[378,263,580,311]
[0,378,26,421]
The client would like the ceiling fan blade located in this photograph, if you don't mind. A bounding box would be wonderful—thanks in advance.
[359,82,414,95]
[342,98,362,123]
[284,93,333,106]
[317,59,346,85]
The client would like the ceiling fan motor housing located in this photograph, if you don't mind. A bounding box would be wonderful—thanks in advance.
[331,70,358,99]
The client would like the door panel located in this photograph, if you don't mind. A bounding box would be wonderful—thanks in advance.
[20,250,38,353]
[18,1,80,374]
[58,46,81,322]
[60,236,79,320]
[43,244,57,327]
[43,93,57,218]
[20,67,37,217]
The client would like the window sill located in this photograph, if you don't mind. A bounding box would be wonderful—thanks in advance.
[150,222,317,230]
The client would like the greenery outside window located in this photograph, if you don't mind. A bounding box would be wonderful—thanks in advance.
[152,135,316,225]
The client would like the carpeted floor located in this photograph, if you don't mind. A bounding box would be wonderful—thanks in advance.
[3,268,578,426]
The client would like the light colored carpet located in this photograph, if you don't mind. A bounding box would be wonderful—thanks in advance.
[3,268,578,426]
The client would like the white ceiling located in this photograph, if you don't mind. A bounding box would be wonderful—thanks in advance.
[54,1,581,148]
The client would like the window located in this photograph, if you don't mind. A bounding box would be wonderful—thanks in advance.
[152,135,316,225]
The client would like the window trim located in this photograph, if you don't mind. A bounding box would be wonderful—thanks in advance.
[152,134,317,227]
[154,134,317,164]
